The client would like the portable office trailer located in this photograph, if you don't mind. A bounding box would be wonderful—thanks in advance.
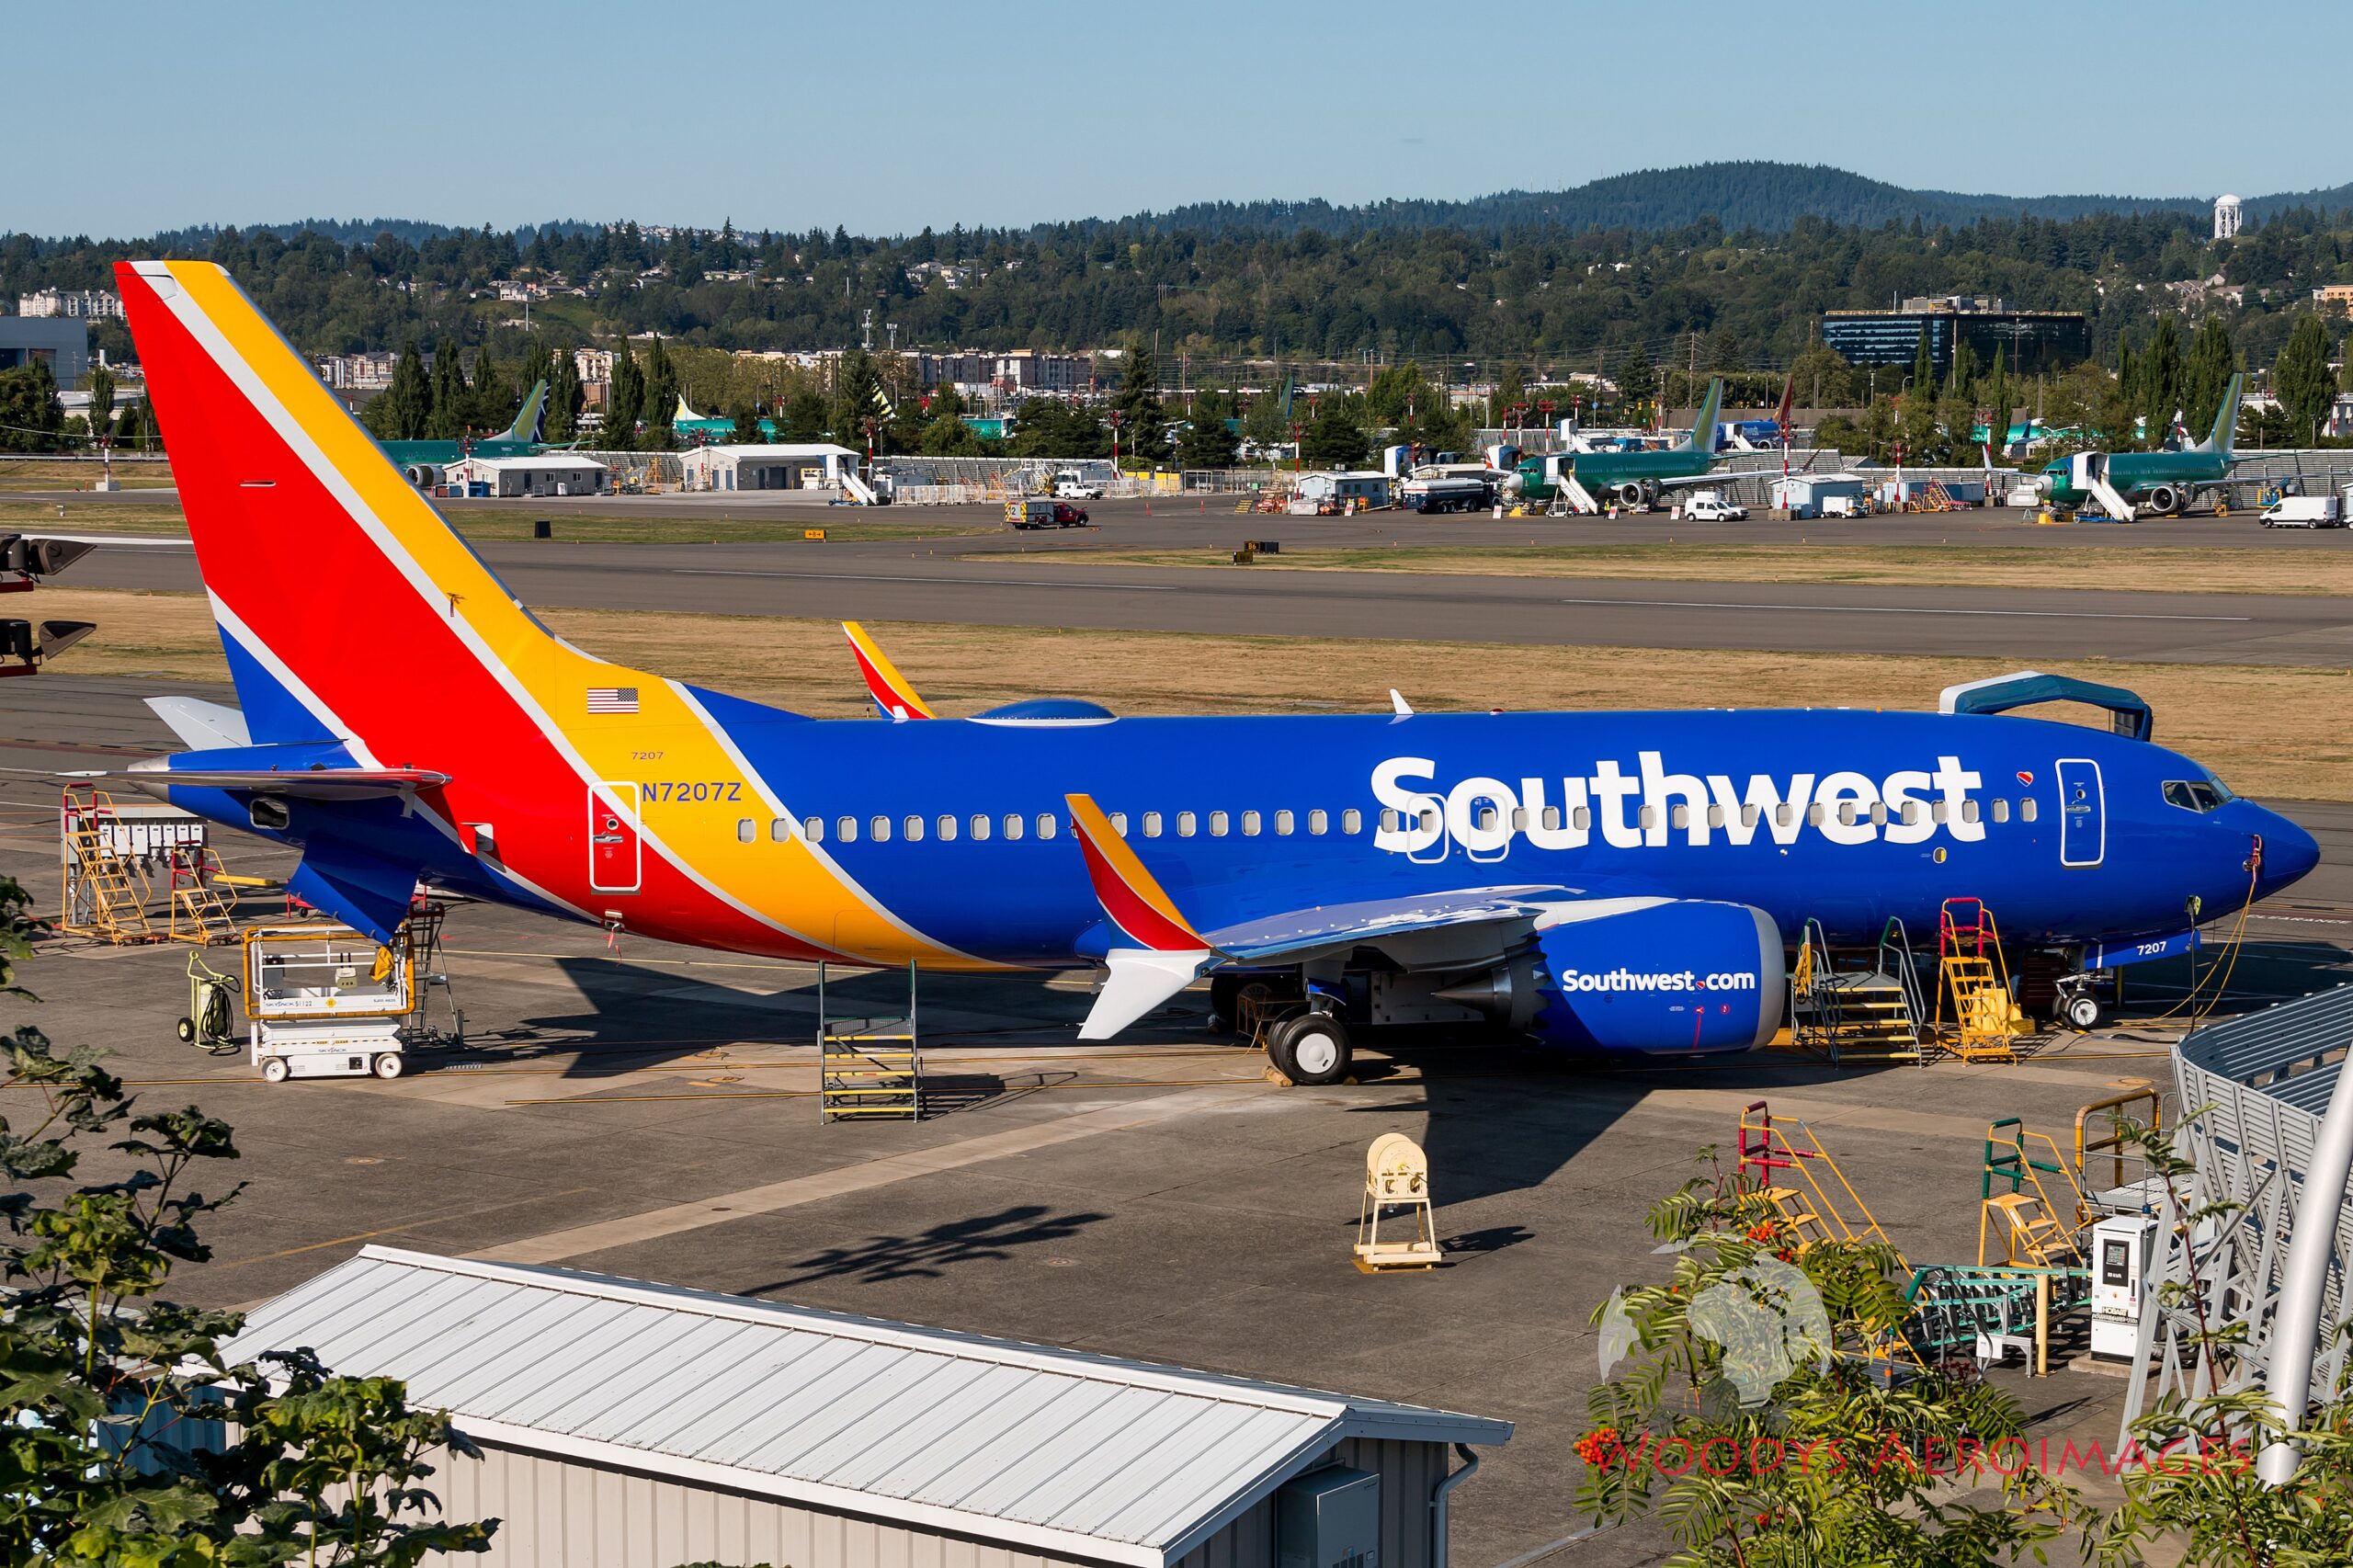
[679,442,863,492]
[213,1247,1510,1568]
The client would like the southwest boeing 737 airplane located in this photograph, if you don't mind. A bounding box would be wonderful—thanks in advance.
[100,261,2317,1084]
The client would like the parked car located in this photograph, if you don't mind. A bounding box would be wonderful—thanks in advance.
[2261,495,2343,528]
[1053,471,1104,500]
[1681,491,1749,522]
[1050,502,1090,527]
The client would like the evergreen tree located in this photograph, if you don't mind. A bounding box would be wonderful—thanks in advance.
[1616,346,1656,418]
[547,349,584,443]
[366,337,432,441]
[2182,316,2236,440]
[1239,383,1290,450]
[917,412,983,455]
[2274,312,2338,446]
[640,336,678,449]
[604,343,645,450]
[470,352,514,434]
[1300,400,1370,469]
[1981,342,2011,456]
[84,363,116,449]
[425,345,466,440]
[1487,364,1528,427]
[1907,327,1934,407]
[1110,341,1169,465]
[1176,404,1240,468]
[0,361,65,453]
[2140,314,2184,445]
[829,349,881,449]
[778,386,828,443]
[728,402,765,443]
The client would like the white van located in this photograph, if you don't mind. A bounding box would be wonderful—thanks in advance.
[2262,495,2343,528]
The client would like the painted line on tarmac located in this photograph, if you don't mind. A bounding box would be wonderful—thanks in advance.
[1559,597,2252,622]
[466,1083,1262,1267]
[675,568,1178,592]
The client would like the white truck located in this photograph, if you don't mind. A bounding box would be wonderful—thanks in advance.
[1680,490,1749,522]
[1052,470,1104,500]
[2261,494,2343,528]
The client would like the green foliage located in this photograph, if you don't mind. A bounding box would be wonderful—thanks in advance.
[2183,315,2237,440]
[1300,399,1371,469]
[1110,341,1169,465]
[776,387,827,443]
[1176,403,1239,468]
[727,402,764,444]
[2136,314,2185,445]
[2273,312,2338,446]
[1008,398,1108,460]
[363,338,431,441]
[0,876,495,1564]
[605,343,645,450]
[424,345,464,440]
[1577,1147,2087,1565]
[84,364,116,449]
[0,358,67,453]
[828,349,881,449]
[641,336,679,450]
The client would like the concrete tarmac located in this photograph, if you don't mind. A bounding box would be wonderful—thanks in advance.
[45,498,2353,665]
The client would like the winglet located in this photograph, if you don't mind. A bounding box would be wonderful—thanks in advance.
[844,621,935,720]
[1390,688,1414,717]
[1065,792,1215,1040]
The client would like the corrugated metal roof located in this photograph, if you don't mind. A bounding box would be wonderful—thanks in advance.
[222,1246,1508,1567]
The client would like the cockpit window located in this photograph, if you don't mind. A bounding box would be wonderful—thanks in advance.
[2163,779,2225,813]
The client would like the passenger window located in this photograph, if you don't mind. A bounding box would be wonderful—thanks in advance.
[1638,805,1657,830]
[1991,798,2009,824]
[1342,808,1362,835]
[1868,802,1885,826]
[1178,811,1197,837]
[1379,808,1398,833]
[1418,808,1438,833]
[1742,804,1759,827]
[1143,811,1164,837]
[1922,801,1938,824]
[1277,809,1295,835]
[1668,804,1688,830]
[1541,806,1561,831]
[870,815,892,843]
[1307,809,1326,835]
[1706,804,1725,829]
[1777,803,1794,827]
[780,817,801,843]
[938,814,958,842]
[1210,811,1230,837]
[737,818,756,843]
[1037,812,1057,840]
[904,814,924,843]
[1110,812,1128,835]
[1574,806,1591,830]
[1510,808,1528,831]
[1478,806,1499,832]
[1807,803,1824,826]
[1005,813,1025,841]
[1242,810,1261,836]
[2021,798,2039,823]
[971,813,991,841]
[836,815,858,843]
[1961,800,1980,824]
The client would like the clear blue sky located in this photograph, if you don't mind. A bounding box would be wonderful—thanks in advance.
[19,0,2349,238]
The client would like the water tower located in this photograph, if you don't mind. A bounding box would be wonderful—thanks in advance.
[2214,194,2243,241]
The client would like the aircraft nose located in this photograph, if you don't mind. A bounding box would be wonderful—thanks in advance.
[2248,804,2320,894]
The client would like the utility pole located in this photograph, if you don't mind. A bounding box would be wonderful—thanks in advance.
[860,309,873,352]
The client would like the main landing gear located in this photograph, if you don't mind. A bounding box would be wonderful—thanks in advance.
[1210,974,1354,1085]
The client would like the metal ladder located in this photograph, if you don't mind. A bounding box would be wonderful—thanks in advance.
[1790,917,1924,1064]
[60,786,155,943]
[1934,898,2026,1062]
[165,845,236,944]
[1978,1118,2089,1267]
[818,961,923,1121]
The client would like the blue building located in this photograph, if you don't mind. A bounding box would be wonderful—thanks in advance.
[1823,300,2088,378]
[0,316,90,389]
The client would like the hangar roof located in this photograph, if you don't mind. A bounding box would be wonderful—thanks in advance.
[222,1246,1508,1567]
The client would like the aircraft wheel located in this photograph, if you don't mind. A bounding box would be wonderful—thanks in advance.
[176,1016,196,1043]
[373,1052,405,1080]
[1267,1011,1351,1085]
[259,1056,290,1084]
[2063,993,2102,1031]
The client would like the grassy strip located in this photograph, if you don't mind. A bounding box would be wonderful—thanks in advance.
[1044,541,2353,597]
[0,499,995,545]
[27,587,2353,801]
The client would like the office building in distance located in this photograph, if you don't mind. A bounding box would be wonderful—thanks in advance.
[1821,296,2090,378]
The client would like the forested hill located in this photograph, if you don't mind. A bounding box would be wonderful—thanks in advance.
[1118,164,2213,238]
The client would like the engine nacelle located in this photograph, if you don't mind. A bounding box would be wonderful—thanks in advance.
[2144,483,2182,516]
[403,462,442,489]
[1529,900,1783,1054]
[1615,482,1649,507]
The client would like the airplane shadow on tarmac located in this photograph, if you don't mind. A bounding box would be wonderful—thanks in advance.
[734,1203,1112,1291]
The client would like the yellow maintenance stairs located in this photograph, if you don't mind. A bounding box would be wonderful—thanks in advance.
[1737,1100,1901,1257]
[60,787,158,943]
[1934,898,2029,1062]
[1978,1117,2092,1267]
[817,961,924,1121]
[1789,918,1925,1064]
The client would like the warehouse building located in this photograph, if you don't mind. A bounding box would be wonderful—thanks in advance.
[0,315,91,388]
[441,453,612,497]
[219,1246,1510,1568]
[1822,299,2089,376]
[679,441,863,491]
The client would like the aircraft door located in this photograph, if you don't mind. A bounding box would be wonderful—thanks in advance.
[2055,758,2104,868]
[588,782,642,892]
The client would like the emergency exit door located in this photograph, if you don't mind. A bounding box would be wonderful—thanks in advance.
[2055,758,2104,868]
[588,782,642,892]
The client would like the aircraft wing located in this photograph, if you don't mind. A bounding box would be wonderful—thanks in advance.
[1063,791,1597,1039]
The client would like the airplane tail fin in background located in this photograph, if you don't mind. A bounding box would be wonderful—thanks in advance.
[1684,378,1724,452]
[2203,372,2245,454]
[844,621,934,720]
[506,379,549,445]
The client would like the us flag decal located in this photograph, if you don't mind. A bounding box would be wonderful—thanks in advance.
[586,687,640,714]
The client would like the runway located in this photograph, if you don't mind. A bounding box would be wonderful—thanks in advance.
[52,525,2353,665]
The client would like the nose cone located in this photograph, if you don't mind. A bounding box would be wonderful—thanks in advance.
[2249,804,2321,896]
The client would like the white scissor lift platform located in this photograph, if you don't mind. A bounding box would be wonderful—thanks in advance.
[242,903,456,1082]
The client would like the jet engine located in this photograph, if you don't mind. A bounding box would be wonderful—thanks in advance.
[1524,899,1784,1054]
[402,462,442,489]
[1615,482,1649,507]
[2143,483,2183,516]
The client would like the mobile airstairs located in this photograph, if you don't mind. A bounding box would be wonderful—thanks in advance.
[817,961,924,1121]
[1789,917,1927,1064]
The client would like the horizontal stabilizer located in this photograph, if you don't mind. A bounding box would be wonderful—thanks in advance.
[145,696,252,751]
[119,763,450,801]
[286,840,419,945]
